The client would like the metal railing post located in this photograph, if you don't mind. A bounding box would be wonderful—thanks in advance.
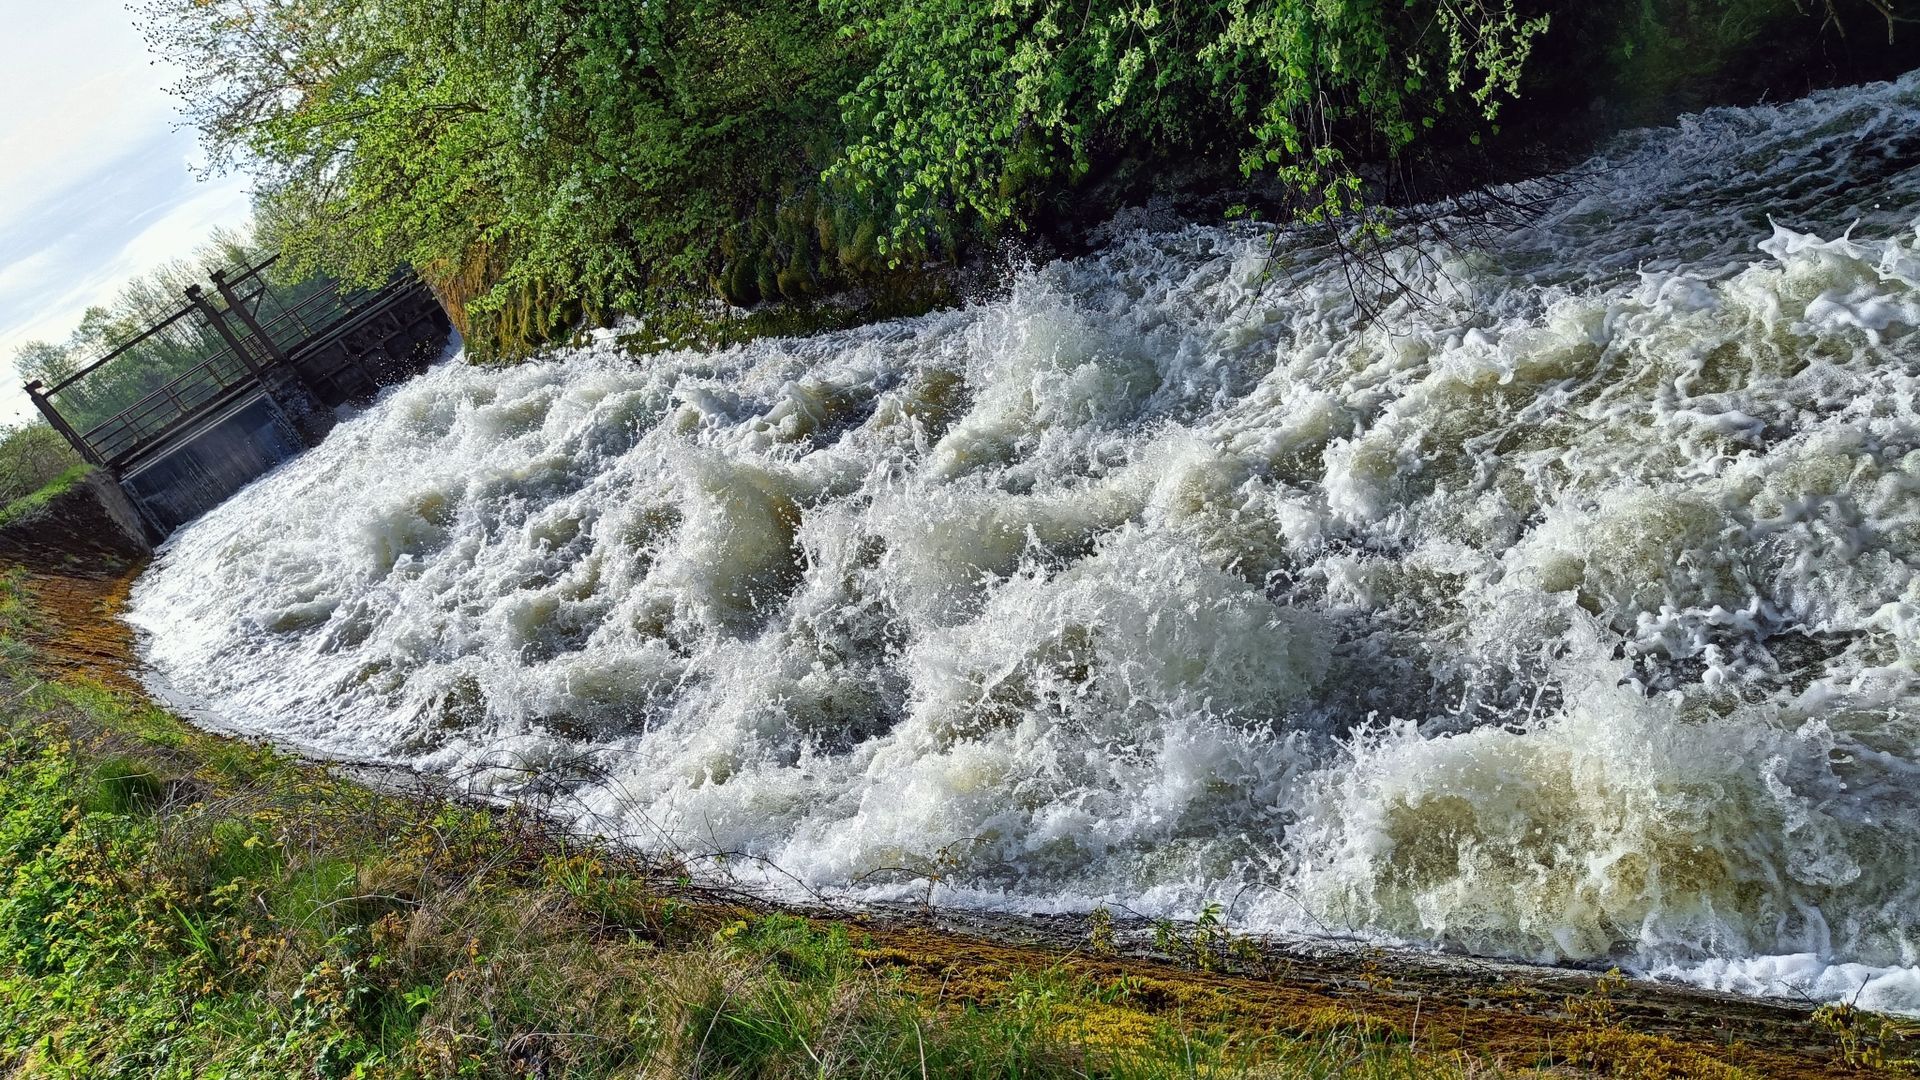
[24,380,104,468]
[187,283,332,448]
[184,285,263,377]
[210,269,292,367]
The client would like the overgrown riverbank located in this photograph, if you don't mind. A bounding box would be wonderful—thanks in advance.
[2,560,1915,1077]
[135,0,1919,360]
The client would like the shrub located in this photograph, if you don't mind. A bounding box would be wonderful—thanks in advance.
[138,0,1555,355]
[0,423,81,509]
[825,0,1549,254]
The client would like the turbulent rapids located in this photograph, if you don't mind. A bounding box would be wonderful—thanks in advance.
[130,75,1920,1011]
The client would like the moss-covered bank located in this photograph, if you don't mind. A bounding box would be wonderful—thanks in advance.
[0,469,149,581]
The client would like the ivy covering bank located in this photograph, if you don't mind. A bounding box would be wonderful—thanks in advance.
[137,0,1892,355]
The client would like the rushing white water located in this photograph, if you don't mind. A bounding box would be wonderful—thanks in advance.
[130,74,1920,1011]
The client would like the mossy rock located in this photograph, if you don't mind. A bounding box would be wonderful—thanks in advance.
[720,257,762,306]
[842,219,881,274]
[755,250,781,303]
[775,267,812,301]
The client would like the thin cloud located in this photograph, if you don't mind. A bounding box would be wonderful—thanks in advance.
[0,1,253,424]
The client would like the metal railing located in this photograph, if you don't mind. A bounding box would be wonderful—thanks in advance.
[77,344,256,466]
[23,255,412,471]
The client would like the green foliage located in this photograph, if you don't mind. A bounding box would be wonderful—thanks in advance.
[1090,904,1117,955]
[1811,1001,1920,1071]
[0,463,90,536]
[139,0,868,356]
[826,0,1547,250]
[79,756,166,816]
[140,0,1566,355]
[0,425,81,511]
[1595,0,1878,124]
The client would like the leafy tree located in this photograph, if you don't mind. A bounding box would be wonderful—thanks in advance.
[140,0,863,353]
[134,0,1914,357]
[0,422,82,508]
[14,339,80,391]
[141,0,1559,343]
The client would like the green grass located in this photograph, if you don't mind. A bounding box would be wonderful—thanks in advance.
[0,464,93,530]
[0,680,1544,1079]
[0,422,83,513]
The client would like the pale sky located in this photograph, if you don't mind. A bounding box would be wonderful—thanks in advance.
[0,1,253,424]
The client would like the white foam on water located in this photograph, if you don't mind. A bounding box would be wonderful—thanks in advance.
[129,73,1920,1012]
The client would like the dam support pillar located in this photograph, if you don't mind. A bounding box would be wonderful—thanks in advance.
[185,284,334,448]
[24,380,102,468]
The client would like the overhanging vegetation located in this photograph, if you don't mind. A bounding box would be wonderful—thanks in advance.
[135,0,1911,359]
